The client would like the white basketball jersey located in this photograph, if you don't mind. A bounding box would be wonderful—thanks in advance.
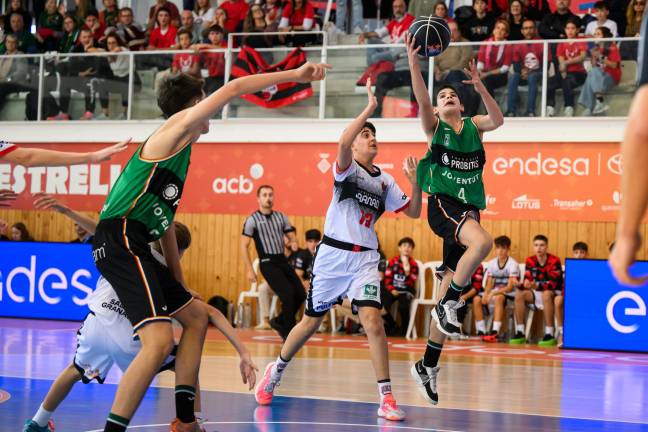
[324,161,410,249]
[485,256,520,288]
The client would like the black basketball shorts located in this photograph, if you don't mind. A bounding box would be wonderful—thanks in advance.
[92,218,193,331]
[427,194,481,273]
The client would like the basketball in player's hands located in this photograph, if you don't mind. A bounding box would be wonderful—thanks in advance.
[408,16,451,57]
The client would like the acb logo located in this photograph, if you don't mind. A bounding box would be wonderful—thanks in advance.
[212,163,264,194]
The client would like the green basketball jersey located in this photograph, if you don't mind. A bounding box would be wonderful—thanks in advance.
[100,141,192,240]
[416,117,486,209]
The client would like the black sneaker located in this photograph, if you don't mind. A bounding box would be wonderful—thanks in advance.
[410,360,439,405]
[432,299,464,337]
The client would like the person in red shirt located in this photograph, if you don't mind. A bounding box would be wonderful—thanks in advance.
[546,17,587,117]
[147,0,180,31]
[84,10,107,47]
[511,234,563,346]
[220,0,249,33]
[148,7,178,50]
[578,26,622,116]
[172,29,201,78]
[278,0,316,45]
[358,0,414,66]
[193,24,228,94]
[476,19,513,97]
[381,237,419,336]
[505,19,548,117]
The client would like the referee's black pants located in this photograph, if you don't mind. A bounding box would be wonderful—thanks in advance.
[259,257,306,332]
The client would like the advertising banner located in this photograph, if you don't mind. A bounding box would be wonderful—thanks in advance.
[564,259,648,353]
[0,141,625,221]
[0,242,99,321]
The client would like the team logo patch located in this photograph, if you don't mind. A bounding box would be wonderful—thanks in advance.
[163,184,179,200]
[362,284,379,300]
[441,153,450,165]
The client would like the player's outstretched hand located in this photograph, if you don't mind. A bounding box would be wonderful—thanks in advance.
[405,33,421,67]
[609,233,648,286]
[365,78,377,111]
[402,156,418,185]
[33,192,68,213]
[0,189,17,207]
[240,351,259,390]
[294,62,332,83]
[89,138,132,163]
[462,60,487,94]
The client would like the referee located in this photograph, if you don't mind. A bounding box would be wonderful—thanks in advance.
[241,185,306,339]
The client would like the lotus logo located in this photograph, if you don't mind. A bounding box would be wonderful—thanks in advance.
[607,154,623,175]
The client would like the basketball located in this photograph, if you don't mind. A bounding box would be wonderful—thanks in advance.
[408,16,451,57]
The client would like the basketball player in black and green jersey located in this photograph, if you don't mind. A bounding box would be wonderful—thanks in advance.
[404,33,504,405]
[92,63,330,432]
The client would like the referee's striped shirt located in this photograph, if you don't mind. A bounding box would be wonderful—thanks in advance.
[242,210,295,258]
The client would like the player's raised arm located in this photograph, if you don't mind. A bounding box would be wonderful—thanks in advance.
[406,33,438,138]
[401,156,422,218]
[338,79,377,171]
[464,60,504,132]
[32,193,99,234]
[2,139,130,167]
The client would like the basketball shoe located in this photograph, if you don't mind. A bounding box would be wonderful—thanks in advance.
[170,418,204,432]
[23,420,55,432]
[255,362,281,405]
[411,360,439,405]
[481,331,498,343]
[377,394,406,421]
[432,299,464,337]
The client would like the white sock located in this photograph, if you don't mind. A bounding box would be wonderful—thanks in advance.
[516,324,524,333]
[377,380,392,403]
[493,321,502,333]
[271,355,290,381]
[33,405,53,427]
[557,326,563,335]
[476,320,486,333]
[546,326,554,336]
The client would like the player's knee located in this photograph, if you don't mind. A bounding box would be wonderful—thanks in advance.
[554,295,563,307]
[495,295,506,306]
[477,232,494,257]
[472,295,481,306]
[361,311,384,336]
[542,290,553,302]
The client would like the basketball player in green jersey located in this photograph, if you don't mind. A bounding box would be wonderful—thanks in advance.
[91,63,330,432]
[404,33,504,405]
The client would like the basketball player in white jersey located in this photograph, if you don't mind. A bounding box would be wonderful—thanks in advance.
[254,79,422,421]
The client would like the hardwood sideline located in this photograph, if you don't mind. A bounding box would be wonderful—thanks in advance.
[1,209,646,304]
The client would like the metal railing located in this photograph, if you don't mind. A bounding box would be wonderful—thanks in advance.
[0,35,640,121]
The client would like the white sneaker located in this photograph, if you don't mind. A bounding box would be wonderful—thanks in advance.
[593,100,609,115]
[546,106,555,117]
[410,361,439,405]
[563,106,574,117]
[352,26,363,35]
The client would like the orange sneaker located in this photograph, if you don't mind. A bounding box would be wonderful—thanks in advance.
[169,418,202,432]
[255,362,280,405]
[377,394,406,421]
[481,331,498,343]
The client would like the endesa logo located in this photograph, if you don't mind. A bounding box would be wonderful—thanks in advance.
[492,153,590,176]
[212,163,264,194]
[0,242,100,321]
[565,259,648,353]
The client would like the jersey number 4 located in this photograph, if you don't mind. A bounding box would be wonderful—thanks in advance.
[457,187,467,203]
[359,210,373,227]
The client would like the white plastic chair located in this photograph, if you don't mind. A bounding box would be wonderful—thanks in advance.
[236,258,278,326]
[406,260,442,340]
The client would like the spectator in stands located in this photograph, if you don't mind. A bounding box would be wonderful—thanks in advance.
[433,21,478,115]
[36,0,64,52]
[263,0,282,26]
[3,13,37,53]
[172,29,201,78]
[584,1,619,37]
[292,229,321,290]
[194,0,215,29]
[11,222,34,241]
[506,19,546,117]
[97,33,130,120]
[461,0,496,42]
[59,13,80,52]
[242,4,278,49]
[213,7,229,32]
[538,0,578,40]
[115,7,146,52]
[521,0,551,22]
[0,34,31,115]
[382,237,419,336]
[84,11,107,47]
[546,17,586,117]
[278,0,316,46]
[148,0,181,31]
[99,0,119,28]
[477,19,512,97]
[433,1,453,22]
[73,0,98,26]
[626,0,645,36]
[48,28,110,120]
[358,0,414,66]
[2,0,32,31]
[180,10,202,43]
[408,0,458,22]
[221,0,250,33]
[145,6,178,72]
[193,24,227,94]
[510,234,563,346]
[556,242,588,347]
[337,0,363,34]
[474,235,520,341]
[0,219,9,241]
[507,0,525,41]
[578,26,621,116]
